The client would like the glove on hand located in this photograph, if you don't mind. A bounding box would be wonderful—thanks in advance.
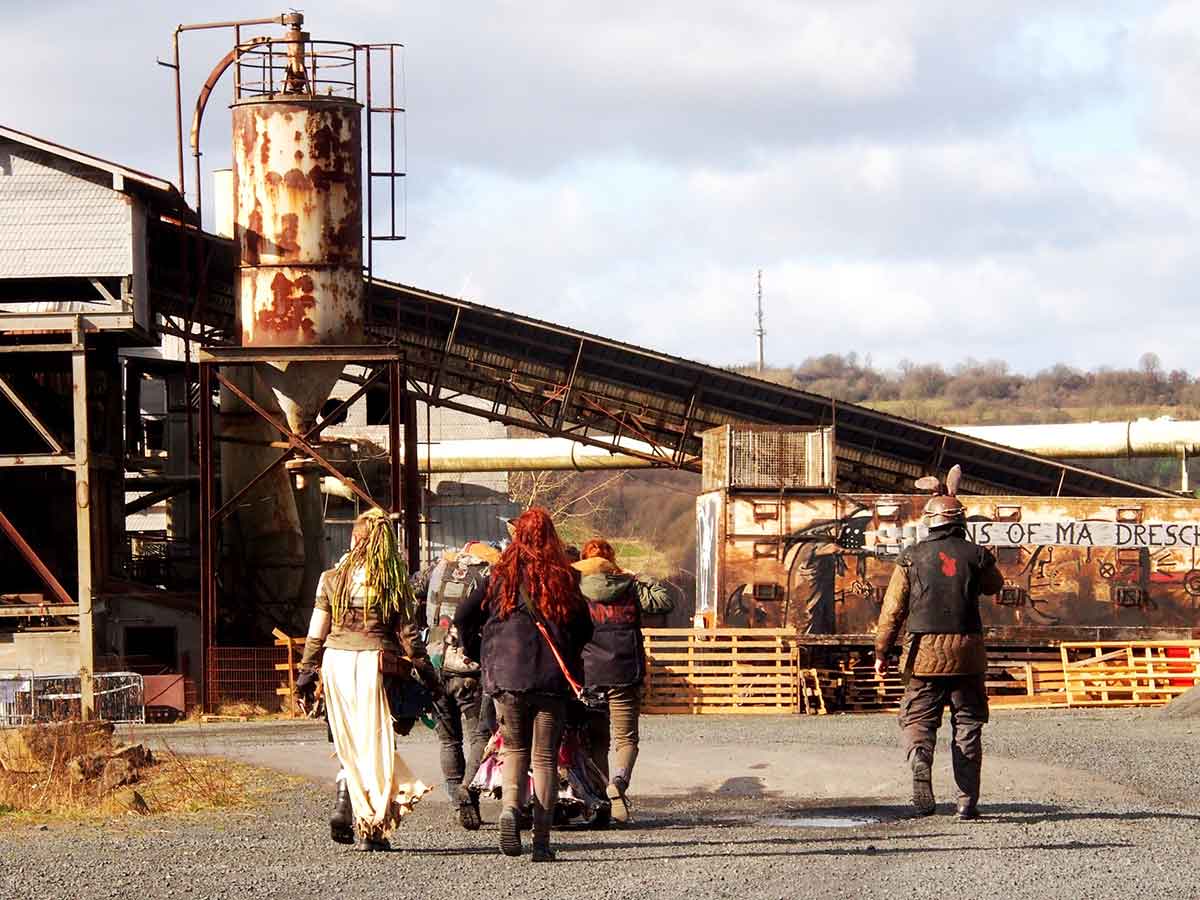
[296,667,319,699]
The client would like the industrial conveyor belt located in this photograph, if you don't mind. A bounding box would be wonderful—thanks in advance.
[148,222,1175,498]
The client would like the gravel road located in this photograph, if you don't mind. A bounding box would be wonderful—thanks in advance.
[1,709,1197,900]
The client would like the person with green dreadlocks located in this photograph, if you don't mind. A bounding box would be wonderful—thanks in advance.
[296,509,440,851]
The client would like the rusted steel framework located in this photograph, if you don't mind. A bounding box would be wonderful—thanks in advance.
[149,235,1176,499]
[0,335,98,715]
[197,346,420,711]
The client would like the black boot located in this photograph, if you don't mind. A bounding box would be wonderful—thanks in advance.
[498,806,522,857]
[956,798,980,820]
[531,808,555,863]
[329,780,355,844]
[456,785,482,832]
[910,749,936,816]
[358,831,391,852]
[953,753,982,821]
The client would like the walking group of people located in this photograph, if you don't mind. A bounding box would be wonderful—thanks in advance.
[296,464,1002,856]
[296,506,672,860]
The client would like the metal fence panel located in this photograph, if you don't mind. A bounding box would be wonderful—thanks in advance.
[208,647,289,710]
[25,672,145,725]
[0,669,35,726]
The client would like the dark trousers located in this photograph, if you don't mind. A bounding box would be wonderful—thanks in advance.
[899,674,988,803]
[433,673,488,802]
[494,692,566,815]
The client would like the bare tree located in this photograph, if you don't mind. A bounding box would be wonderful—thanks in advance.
[508,469,627,524]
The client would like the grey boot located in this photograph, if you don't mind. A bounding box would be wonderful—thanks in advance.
[329,780,354,844]
[531,807,555,862]
[910,749,936,816]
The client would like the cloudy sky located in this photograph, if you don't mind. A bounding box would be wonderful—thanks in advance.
[2,1,1195,374]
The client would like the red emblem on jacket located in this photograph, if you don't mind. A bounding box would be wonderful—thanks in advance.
[938,551,957,577]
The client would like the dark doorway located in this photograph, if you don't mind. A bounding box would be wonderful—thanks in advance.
[124,626,178,672]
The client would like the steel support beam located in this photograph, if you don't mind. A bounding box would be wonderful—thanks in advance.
[0,604,79,618]
[198,362,214,712]
[214,371,384,514]
[0,374,65,454]
[0,508,76,607]
[72,346,95,719]
[401,376,421,575]
[0,454,75,467]
[389,360,403,516]
[124,482,192,517]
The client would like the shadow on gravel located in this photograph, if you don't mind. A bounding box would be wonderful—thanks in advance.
[981,802,1200,825]
[550,837,1134,863]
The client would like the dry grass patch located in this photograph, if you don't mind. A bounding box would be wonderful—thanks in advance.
[0,722,293,824]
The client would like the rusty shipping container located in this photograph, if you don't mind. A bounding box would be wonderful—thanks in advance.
[697,491,1200,644]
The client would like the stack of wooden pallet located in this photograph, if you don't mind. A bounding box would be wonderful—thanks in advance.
[642,628,799,715]
[1060,641,1200,708]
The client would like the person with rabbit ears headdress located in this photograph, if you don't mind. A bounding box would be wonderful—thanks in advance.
[874,465,1004,821]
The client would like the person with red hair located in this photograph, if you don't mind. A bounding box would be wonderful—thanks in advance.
[455,507,591,862]
[574,537,673,823]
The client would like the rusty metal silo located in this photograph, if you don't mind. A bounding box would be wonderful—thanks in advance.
[214,20,380,630]
[231,22,364,432]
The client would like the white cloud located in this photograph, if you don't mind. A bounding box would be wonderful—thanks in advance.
[0,0,1193,380]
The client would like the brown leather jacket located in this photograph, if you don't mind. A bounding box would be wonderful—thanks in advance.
[299,559,432,685]
[874,555,1003,677]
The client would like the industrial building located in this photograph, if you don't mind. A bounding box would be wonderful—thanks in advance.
[0,13,1187,720]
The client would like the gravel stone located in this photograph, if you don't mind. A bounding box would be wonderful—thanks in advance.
[0,710,1196,900]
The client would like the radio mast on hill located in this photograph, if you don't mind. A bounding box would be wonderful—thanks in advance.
[755,269,765,373]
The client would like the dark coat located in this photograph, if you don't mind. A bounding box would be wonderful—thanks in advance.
[455,572,592,697]
[574,558,674,688]
[875,526,1004,677]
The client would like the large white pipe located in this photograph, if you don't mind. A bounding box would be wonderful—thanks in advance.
[415,437,660,471]
[948,418,1200,459]
[321,434,663,474]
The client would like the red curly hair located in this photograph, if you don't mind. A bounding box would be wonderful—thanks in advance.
[581,538,616,563]
[486,508,581,624]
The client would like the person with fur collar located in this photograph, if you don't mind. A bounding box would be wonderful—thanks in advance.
[572,539,674,823]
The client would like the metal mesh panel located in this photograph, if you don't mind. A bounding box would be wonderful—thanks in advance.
[208,646,289,710]
[703,426,834,491]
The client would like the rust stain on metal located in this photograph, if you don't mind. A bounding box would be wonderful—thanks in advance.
[244,204,263,266]
[277,212,300,255]
[232,97,364,348]
[255,271,317,343]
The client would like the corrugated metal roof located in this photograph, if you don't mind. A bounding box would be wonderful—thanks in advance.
[0,143,133,278]
[0,125,182,198]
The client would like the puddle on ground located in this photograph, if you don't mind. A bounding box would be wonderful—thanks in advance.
[758,814,881,828]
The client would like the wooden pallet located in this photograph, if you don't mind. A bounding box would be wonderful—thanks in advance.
[642,628,799,714]
[1061,641,1200,707]
[272,629,306,717]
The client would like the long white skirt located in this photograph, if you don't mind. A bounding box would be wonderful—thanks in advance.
[323,648,430,837]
